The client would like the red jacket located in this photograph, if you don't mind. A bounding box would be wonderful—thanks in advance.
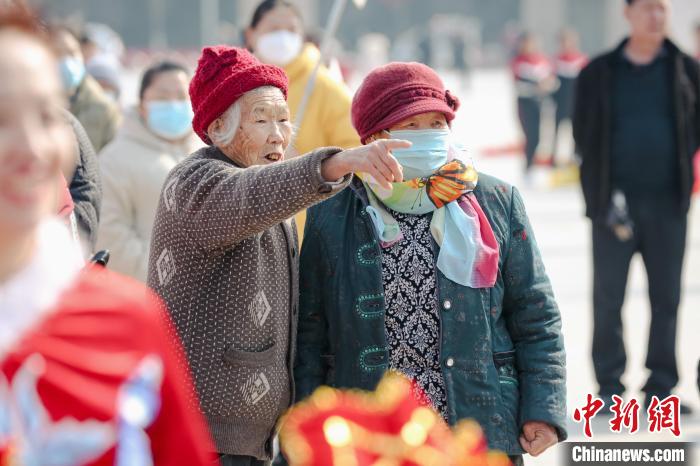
[0,267,214,465]
[554,51,588,79]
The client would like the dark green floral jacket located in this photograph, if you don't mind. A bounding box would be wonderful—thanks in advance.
[294,174,567,455]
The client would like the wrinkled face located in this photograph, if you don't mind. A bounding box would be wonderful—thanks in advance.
[216,87,292,167]
[139,69,190,119]
[367,111,448,142]
[246,5,303,49]
[625,0,670,43]
[0,31,74,234]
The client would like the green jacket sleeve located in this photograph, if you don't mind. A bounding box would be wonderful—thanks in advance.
[294,206,330,401]
[502,186,568,441]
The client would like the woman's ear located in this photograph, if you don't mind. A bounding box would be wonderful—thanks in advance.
[207,117,222,142]
[138,101,148,123]
[244,28,255,51]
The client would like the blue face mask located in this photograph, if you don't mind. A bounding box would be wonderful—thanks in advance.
[146,100,194,140]
[388,129,451,179]
[59,56,85,93]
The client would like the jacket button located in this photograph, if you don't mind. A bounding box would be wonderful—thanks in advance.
[443,300,452,310]
[445,357,455,368]
[491,414,503,424]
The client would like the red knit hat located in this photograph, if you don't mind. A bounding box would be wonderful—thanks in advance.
[351,62,460,144]
[189,46,289,144]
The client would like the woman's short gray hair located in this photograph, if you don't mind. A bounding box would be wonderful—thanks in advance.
[207,85,281,147]
[208,99,241,147]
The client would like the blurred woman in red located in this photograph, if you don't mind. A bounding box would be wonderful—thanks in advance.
[511,32,556,178]
[0,5,213,465]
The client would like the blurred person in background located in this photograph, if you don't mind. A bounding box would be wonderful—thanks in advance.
[551,28,587,166]
[147,45,405,466]
[295,62,567,466]
[63,108,102,253]
[97,61,198,282]
[573,0,699,414]
[0,5,214,464]
[244,0,360,241]
[87,56,122,105]
[79,28,98,64]
[50,24,121,152]
[511,32,557,179]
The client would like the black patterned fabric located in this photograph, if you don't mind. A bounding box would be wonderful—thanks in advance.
[380,209,447,419]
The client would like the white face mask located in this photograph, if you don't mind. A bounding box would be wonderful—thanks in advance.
[255,30,303,66]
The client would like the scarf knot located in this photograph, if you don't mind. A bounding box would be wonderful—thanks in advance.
[363,160,499,288]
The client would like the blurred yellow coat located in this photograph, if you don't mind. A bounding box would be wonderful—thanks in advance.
[284,44,360,242]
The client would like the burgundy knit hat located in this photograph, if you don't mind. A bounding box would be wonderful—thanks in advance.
[351,62,460,144]
[189,46,289,144]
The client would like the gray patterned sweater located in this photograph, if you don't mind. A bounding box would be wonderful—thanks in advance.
[147,145,350,459]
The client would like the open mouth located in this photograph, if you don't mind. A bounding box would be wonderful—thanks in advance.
[264,152,283,162]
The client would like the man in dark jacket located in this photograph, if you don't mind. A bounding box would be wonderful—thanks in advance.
[573,0,699,412]
[63,109,101,252]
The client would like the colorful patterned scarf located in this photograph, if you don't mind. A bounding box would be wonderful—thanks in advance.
[362,159,499,288]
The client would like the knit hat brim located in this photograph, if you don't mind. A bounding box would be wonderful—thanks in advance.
[359,99,456,144]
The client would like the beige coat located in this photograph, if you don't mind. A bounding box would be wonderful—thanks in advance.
[97,108,200,281]
[70,75,121,152]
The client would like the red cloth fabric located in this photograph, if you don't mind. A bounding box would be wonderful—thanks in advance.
[554,51,588,77]
[189,46,288,144]
[0,268,214,465]
[510,53,553,82]
[57,174,73,219]
[351,62,460,144]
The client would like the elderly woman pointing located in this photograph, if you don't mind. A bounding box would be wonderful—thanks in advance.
[147,46,406,466]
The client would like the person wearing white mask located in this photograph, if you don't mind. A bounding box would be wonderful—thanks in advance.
[50,25,121,152]
[245,0,360,243]
[97,61,200,282]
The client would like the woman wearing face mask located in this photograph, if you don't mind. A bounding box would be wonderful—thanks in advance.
[295,62,568,466]
[245,0,360,242]
[49,25,121,152]
[97,61,199,282]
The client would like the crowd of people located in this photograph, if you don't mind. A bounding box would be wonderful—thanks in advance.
[0,0,698,465]
[510,29,587,177]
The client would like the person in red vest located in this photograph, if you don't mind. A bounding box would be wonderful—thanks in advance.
[0,5,214,465]
[552,28,587,166]
[511,32,557,178]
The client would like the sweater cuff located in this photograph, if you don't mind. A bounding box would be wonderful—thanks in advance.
[307,147,353,194]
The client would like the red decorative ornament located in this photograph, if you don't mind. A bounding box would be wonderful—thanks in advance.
[279,372,512,466]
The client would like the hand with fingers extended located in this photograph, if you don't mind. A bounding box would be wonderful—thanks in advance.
[519,421,558,457]
[320,139,411,190]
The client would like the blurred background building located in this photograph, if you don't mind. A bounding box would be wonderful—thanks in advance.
[33,0,700,61]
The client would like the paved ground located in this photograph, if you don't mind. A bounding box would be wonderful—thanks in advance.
[448,69,700,464]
